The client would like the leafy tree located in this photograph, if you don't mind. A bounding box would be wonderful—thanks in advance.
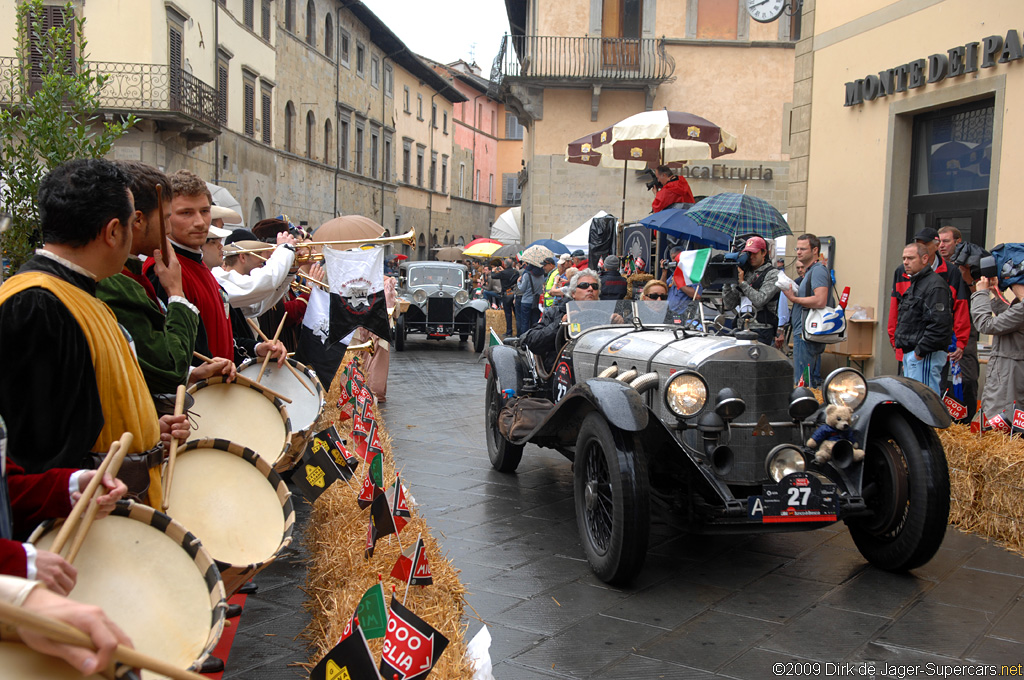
[0,0,137,274]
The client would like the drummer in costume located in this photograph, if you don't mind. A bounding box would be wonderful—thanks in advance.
[0,159,187,509]
[1,415,127,595]
[96,161,235,396]
[215,228,297,319]
[144,170,286,366]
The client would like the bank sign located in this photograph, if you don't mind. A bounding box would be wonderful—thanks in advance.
[844,29,1022,106]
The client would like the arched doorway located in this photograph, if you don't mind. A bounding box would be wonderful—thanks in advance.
[417,233,426,261]
[250,197,265,225]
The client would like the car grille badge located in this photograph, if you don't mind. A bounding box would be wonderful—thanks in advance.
[752,414,774,437]
[748,346,760,360]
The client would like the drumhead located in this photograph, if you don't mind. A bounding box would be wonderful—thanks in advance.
[167,441,293,566]
[33,503,226,677]
[0,642,106,679]
[187,378,291,463]
[237,359,324,433]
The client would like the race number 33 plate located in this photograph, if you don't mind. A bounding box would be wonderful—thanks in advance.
[748,472,838,523]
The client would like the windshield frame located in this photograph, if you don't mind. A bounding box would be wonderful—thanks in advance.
[565,300,679,338]
[405,265,466,289]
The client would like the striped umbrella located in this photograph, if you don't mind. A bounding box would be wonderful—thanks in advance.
[683,193,791,240]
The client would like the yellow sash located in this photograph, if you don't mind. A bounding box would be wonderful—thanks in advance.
[0,272,161,456]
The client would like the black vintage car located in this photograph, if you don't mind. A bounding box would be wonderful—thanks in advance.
[394,261,488,353]
[484,300,952,585]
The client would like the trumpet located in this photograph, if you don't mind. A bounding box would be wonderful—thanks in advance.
[229,228,417,262]
[347,339,376,355]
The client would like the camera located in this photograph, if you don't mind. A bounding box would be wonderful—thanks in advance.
[952,241,989,280]
[979,255,997,279]
[644,169,662,191]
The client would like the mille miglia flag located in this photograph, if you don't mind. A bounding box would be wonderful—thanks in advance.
[379,597,449,680]
[308,425,359,480]
[390,536,432,587]
[294,441,345,502]
[365,492,397,559]
[357,471,383,510]
[310,616,379,680]
[340,582,389,641]
[386,477,411,533]
[323,246,393,344]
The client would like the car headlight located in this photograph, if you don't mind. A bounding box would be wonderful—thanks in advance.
[665,371,708,418]
[823,368,867,410]
[765,445,806,482]
[455,290,469,305]
[412,289,427,305]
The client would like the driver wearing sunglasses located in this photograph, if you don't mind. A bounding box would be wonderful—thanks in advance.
[520,269,601,371]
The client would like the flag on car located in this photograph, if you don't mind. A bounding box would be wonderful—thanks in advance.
[340,582,389,641]
[366,492,397,558]
[673,248,711,288]
[380,597,449,680]
[310,615,379,680]
[390,536,432,587]
[488,328,503,347]
[322,246,394,344]
[386,477,411,533]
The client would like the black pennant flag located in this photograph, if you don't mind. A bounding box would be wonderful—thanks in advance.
[293,441,345,502]
[310,616,380,680]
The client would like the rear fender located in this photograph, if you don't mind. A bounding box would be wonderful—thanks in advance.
[486,344,525,395]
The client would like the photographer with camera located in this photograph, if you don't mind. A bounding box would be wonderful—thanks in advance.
[660,246,700,317]
[970,244,1024,425]
[723,236,780,345]
[650,165,695,213]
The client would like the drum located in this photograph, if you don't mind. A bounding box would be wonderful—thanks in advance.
[0,642,106,679]
[186,376,292,468]
[237,358,325,472]
[31,502,226,678]
[166,439,295,596]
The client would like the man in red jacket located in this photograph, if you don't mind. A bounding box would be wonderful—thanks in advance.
[650,165,695,213]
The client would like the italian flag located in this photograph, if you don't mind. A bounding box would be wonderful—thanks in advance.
[673,248,711,288]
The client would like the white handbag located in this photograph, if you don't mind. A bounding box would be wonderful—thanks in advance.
[802,272,847,344]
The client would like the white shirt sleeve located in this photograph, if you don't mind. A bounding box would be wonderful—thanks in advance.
[68,469,85,501]
[168,295,200,315]
[22,543,37,580]
[213,245,296,313]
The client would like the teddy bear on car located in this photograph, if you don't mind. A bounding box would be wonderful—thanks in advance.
[806,404,864,465]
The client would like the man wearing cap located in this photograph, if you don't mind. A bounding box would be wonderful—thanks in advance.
[599,255,627,300]
[888,227,967,379]
[215,229,297,318]
[97,161,233,396]
[201,221,231,271]
[724,236,780,345]
[210,204,241,232]
[571,249,589,271]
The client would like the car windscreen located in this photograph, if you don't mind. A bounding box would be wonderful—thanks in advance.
[565,300,677,337]
[408,267,464,287]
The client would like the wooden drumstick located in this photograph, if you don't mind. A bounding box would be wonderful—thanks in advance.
[256,313,288,383]
[48,439,121,556]
[245,317,315,395]
[66,432,134,565]
[0,600,207,680]
[156,184,170,268]
[161,384,187,512]
[191,352,293,404]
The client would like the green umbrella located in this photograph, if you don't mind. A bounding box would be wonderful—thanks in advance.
[684,193,791,240]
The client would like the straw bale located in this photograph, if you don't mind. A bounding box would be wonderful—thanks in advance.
[301,351,474,678]
[939,424,1024,556]
[485,308,507,339]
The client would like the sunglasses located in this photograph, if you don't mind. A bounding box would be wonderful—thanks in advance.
[576,282,598,290]
[646,292,667,300]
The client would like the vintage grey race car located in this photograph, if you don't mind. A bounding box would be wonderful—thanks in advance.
[484,300,952,584]
[394,261,488,352]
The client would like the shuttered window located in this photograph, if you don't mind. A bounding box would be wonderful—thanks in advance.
[168,15,184,106]
[243,0,254,29]
[261,85,272,143]
[261,2,271,40]
[503,173,521,205]
[28,5,73,91]
[243,75,255,137]
[216,58,229,125]
[505,114,524,140]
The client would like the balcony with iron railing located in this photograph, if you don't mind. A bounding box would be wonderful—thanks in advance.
[491,34,675,90]
[0,58,220,142]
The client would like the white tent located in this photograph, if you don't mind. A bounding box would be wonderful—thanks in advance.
[490,206,521,244]
[558,210,611,254]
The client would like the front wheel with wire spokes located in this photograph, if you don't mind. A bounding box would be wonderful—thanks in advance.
[573,412,649,585]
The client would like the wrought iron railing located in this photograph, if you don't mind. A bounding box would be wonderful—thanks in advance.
[0,57,219,129]
[492,34,674,89]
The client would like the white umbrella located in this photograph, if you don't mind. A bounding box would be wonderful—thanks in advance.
[490,206,521,244]
[205,182,245,229]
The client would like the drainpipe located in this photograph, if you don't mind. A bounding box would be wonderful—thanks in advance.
[213,2,219,184]
[333,7,341,218]
[468,92,483,201]
[428,91,437,258]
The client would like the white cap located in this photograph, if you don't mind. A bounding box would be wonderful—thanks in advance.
[210,205,243,224]
[207,224,232,239]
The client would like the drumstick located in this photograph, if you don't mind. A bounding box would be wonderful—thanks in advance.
[245,317,315,395]
[192,352,293,404]
[48,440,122,556]
[0,600,207,680]
[66,432,134,565]
[256,313,288,383]
[161,384,187,512]
[156,184,169,268]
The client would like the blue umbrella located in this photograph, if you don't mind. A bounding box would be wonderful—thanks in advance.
[639,208,733,250]
[526,238,570,256]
